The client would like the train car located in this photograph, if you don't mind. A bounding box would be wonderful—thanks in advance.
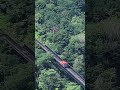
[60,60,69,68]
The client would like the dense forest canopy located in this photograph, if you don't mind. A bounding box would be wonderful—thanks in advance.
[0,0,119,90]
[0,0,34,90]
[86,0,120,22]
[35,0,85,90]
[86,0,120,89]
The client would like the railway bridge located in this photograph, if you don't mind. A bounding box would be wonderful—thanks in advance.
[0,31,85,89]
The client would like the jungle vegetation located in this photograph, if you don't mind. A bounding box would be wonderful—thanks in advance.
[0,0,34,90]
[86,0,120,89]
[35,0,85,90]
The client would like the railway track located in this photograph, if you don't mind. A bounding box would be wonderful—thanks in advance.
[0,31,85,89]
[35,39,85,89]
[0,32,35,63]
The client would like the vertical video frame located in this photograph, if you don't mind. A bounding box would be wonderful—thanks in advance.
[35,0,85,90]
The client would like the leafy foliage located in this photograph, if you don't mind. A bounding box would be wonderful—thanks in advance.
[0,0,34,90]
[86,18,120,89]
[35,0,85,89]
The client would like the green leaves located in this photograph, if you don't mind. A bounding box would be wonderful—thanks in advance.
[64,82,81,90]
[94,68,116,90]
[71,14,85,34]
[0,0,35,89]
[37,69,57,90]
[35,49,52,67]
[35,0,85,89]
[0,14,9,29]
[73,55,85,75]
